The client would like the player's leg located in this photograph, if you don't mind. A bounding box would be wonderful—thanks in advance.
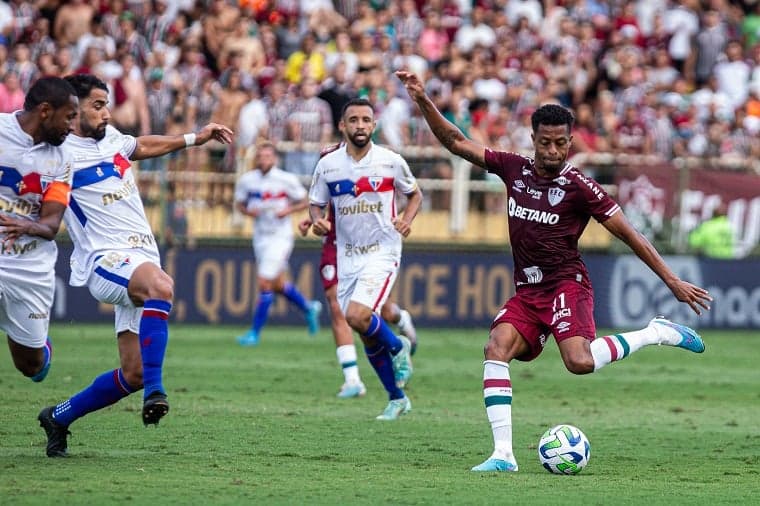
[2,274,54,381]
[342,263,411,419]
[324,283,365,398]
[551,280,704,374]
[277,274,322,337]
[320,241,363,396]
[39,323,142,457]
[238,273,276,346]
[127,260,174,425]
[380,300,417,355]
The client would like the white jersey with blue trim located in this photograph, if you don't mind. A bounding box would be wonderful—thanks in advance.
[308,142,417,277]
[63,125,159,287]
[234,167,306,245]
[0,112,73,275]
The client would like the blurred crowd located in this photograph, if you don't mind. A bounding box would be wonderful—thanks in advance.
[2,0,760,189]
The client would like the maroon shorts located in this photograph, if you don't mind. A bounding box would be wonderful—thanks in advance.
[490,278,596,362]
[319,241,338,291]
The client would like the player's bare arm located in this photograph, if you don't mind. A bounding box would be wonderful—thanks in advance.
[309,204,331,236]
[395,70,486,167]
[131,122,234,160]
[235,201,260,218]
[0,201,67,246]
[393,187,423,238]
[602,211,712,314]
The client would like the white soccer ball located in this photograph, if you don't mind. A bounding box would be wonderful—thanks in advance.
[537,424,591,475]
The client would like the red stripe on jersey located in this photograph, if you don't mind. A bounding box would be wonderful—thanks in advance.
[354,176,394,196]
[113,153,132,176]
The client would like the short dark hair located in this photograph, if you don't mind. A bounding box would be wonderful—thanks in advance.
[531,104,574,134]
[341,98,374,119]
[64,73,108,100]
[23,76,76,111]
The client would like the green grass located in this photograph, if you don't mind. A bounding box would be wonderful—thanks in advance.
[1,324,759,505]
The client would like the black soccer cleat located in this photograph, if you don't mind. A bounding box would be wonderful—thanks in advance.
[38,406,71,458]
[142,392,170,426]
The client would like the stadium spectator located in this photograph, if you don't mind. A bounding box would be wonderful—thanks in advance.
[0,76,77,384]
[308,98,420,420]
[397,69,712,473]
[688,203,736,259]
[234,141,321,347]
[53,0,95,47]
[285,77,333,175]
[0,70,25,112]
[37,73,233,457]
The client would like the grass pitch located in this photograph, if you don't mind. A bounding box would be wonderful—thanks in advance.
[1,323,758,505]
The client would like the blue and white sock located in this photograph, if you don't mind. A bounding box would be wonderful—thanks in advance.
[365,313,403,355]
[253,291,275,333]
[365,344,404,400]
[52,368,136,426]
[140,299,171,398]
[282,282,310,313]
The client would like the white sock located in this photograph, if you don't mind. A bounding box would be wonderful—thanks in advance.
[336,344,361,384]
[483,360,516,464]
[590,327,659,371]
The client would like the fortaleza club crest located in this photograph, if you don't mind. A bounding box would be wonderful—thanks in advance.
[368,176,383,191]
[548,188,565,206]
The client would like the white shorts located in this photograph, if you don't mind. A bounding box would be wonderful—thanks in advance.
[254,237,293,280]
[0,267,54,348]
[87,250,156,334]
[337,255,398,315]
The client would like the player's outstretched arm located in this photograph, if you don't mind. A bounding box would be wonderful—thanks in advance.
[131,123,234,161]
[395,70,486,167]
[602,211,712,315]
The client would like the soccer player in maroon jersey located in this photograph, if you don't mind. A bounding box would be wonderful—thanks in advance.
[396,70,712,472]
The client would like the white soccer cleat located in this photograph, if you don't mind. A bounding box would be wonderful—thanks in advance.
[337,381,367,399]
[375,396,411,420]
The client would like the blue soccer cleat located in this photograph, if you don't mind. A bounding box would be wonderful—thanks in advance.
[649,317,705,353]
[306,300,322,336]
[237,330,260,347]
[471,458,519,472]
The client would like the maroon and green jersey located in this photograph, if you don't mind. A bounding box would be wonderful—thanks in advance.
[484,149,620,289]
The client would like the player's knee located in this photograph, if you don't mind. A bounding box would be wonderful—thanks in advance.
[147,275,174,302]
[379,303,397,323]
[345,311,370,333]
[121,364,143,389]
[563,354,594,375]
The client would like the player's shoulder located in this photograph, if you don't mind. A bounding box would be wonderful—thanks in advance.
[319,142,343,159]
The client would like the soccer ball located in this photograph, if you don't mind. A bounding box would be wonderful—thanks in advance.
[537,424,591,475]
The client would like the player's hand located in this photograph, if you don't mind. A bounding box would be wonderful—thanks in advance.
[392,217,412,238]
[395,70,425,102]
[297,218,312,237]
[195,123,234,145]
[311,217,331,236]
[669,279,712,315]
[0,214,29,250]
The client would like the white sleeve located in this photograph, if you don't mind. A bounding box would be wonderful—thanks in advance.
[234,174,249,204]
[308,162,329,206]
[393,153,418,195]
[286,173,307,201]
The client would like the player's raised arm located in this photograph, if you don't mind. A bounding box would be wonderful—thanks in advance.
[602,211,712,315]
[395,70,486,167]
[131,122,234,160]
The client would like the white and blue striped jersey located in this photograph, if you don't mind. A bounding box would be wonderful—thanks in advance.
[63,125,159,287]
[308,142,417,277]
[0,112,73,275]
[234,167,307,244]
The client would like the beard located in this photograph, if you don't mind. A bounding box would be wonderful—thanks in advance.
[41,125,67,146]
[348,131,370,148]
[81,120,107,141]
